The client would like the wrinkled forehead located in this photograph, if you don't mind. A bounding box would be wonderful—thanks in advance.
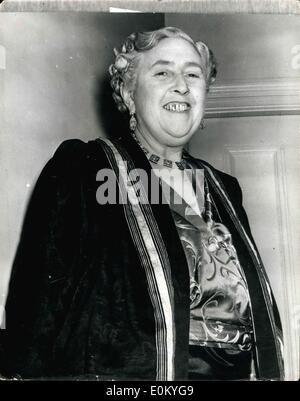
[138,37,204,70]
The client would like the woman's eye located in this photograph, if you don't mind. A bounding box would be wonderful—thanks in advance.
[186,73,200,78]
[155,71,169,78]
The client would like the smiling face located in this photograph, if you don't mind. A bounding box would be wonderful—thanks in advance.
[125,37,207,152]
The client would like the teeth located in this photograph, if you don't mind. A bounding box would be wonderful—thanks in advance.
[164,103,189,112]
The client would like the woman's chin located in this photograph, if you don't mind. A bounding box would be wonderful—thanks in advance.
[164,124,196,140]
[163,130,194,146]
[162,119,197,141]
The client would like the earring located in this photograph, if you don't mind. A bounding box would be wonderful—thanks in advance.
[129,112,137,131]
[200,118,205,130]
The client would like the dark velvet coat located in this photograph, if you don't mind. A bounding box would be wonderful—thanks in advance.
[0,134,284,380]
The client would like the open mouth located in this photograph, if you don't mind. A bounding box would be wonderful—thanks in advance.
[163,102,191,112]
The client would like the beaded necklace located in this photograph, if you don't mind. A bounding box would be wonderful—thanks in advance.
[131,131,187,170]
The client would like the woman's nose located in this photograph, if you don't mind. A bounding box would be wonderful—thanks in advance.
[172,74,189,95]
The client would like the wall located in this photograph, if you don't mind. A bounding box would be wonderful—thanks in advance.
[0,12,164,305]
[166,14,300,82]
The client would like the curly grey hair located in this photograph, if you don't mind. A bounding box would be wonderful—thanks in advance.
[109,26,217,113]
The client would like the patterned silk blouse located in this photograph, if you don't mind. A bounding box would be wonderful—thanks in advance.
[156,165,254,352]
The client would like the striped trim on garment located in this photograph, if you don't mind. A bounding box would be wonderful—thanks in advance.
[200,162,284,379]
[97,138,175,381]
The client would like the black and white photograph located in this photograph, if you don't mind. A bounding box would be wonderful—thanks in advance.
[0,0,299,382]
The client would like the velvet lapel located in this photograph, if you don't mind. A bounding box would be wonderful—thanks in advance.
[106,133,191,380]
[191,157,283,380]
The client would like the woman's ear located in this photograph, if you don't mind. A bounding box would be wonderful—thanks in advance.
[120,83,135,114]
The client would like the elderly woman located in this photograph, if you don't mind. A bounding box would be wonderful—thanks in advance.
[0,27,283,381]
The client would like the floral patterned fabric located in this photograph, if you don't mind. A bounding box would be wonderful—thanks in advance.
[157,167,254,352]
[172,206,253,351]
